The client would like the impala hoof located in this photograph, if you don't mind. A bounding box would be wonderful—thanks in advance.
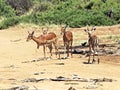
[61,57,67,60]
[92,59,96,64]
[98,58,100,64]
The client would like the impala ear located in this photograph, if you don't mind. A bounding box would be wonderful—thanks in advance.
[86,24,89,31]
[31,31,34,35]
[91,26,96,31]
[84,29,88,32]
[93,27,96,31]
[63,25,68,31]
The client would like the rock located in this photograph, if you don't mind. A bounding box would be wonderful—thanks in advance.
[22,78,45,83]
[68,87,76,90]
[50,76,69,81]
[73,49,85,54]
[22,78,37,82]
[55,63,65,65]
[71,74,80,79]
[40,72,45,74]
[81,42,87,47]
[9,85,29,90]
[34,72,39,75]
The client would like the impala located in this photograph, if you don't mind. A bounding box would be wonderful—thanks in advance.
[60,25,73,58]
[27,31,60,59]
[84,26,100,64]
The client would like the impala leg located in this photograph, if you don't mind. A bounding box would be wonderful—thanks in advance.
[98,58,100,64]
[45,44,48,60]
[96,47,100,64]
[63,45,66,59]
[56,46,60,59]
[53,42,60,59]
[35,44,39,53]
[48,44,52,59]
[94,51,100,64]
[56,38,60,59]
[58,47,61,59]
[92,54,95,64]
[70,40,73,58]
[37,44,39,49]
[67,44,69,58]
[57,40,61,59]
[43,45,46,60]
[97,54,100,64]
[92,47,96,64]
[88,46,91,64]
[57,47,60,59]
[88,54,90,64]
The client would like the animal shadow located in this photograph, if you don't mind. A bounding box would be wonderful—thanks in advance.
[83,61,92,64]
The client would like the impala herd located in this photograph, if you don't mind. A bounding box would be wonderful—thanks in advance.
[27,25,100,64]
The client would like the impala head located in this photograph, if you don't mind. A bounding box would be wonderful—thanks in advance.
[60,25,67,35]
[84,25,96,37]
[42,27,48,35]
[26,31,34,42]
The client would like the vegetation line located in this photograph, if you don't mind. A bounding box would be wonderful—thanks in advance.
[0,0,120,29]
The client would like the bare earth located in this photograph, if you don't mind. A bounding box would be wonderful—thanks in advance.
[0,24,120,90]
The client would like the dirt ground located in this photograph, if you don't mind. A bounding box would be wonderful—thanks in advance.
[0,24,120,90]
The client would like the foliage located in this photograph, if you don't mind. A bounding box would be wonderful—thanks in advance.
[0,17,20,29]
[0,0,120,29]
[0,0,15,17]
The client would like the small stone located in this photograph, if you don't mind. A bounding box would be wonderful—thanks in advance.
[9,85,29,90]
[40,72,45,74]
[68,87,76,90]
[34,72,39,75]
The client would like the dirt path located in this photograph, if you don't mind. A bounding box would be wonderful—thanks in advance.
[0,25,120,90]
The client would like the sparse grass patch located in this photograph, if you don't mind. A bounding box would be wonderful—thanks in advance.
[107,35,113,39]
[102,35,120,44]
[73,33,86,46]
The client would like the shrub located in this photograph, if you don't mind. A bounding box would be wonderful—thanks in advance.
[0,0,120,29]
[0,17,20,29]
[0,0,15,17]
[113,8,120,23]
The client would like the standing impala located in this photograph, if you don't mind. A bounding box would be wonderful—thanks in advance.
[61,25,73,58]
[26,31,60,59]
[84,26,100,64]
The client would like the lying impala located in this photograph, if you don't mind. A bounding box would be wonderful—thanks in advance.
[84,26,100,64]
[60,25,73,58]
[26,31,60,59]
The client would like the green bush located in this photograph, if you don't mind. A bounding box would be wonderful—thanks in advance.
[21,0,120,27]
[0,17,20,29]
[0,0,15,17]
[0,0,120,29]
[113,8,120,23]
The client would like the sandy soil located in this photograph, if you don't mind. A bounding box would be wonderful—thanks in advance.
[0,24,120,90]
